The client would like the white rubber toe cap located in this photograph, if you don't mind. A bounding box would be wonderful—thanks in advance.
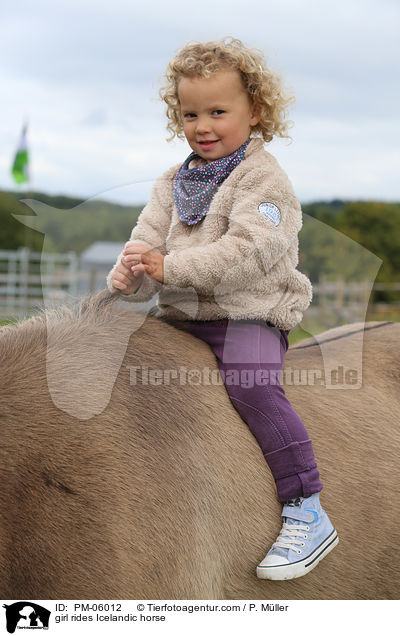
[258,554,289,567]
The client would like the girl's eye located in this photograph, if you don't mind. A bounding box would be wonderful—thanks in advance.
[212,110,224,115]
[183,113,196,119]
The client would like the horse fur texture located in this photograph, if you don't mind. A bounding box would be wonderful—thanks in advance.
[0,291,399,600]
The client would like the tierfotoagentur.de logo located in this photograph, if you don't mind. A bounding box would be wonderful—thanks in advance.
[2,603,51,633]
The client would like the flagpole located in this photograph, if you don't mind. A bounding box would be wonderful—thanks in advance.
[23,117,31,251]
[10,119,31,315]
[23,119,31,320]
[12,119,30,248]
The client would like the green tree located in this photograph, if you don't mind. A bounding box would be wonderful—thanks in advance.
[0,191,43,251]
[335,202,400,282]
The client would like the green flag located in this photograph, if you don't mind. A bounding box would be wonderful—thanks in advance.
[11,123,29,184]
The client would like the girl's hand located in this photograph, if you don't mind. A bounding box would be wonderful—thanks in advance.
[111,259,144,294]
[122,241,164,284]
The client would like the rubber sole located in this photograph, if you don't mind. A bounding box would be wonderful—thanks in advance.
[256,530,339,580]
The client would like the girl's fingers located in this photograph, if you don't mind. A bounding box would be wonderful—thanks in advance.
[112,270,132,286]
[122,254,144,265]
[124,240,147,247]
[116,261,132,275]
[123,242,150,255]
[132,268,145,279]
[112,278,127,290]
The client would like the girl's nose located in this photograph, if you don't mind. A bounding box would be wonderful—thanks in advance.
[195,116,211,134]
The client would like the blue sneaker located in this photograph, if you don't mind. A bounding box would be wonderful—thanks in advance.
[256,493,339,580]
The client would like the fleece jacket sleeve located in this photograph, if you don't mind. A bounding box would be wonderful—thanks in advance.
[163,164,302,295]
[106,167,174,301]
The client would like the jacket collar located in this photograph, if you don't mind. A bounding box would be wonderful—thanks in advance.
[244,136,265,159]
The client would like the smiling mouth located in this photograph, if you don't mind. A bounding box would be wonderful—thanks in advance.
[198,140,219,148]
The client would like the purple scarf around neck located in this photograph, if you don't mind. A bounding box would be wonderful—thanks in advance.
[173,138,251,226]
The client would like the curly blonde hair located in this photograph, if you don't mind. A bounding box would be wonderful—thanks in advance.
[158,37,295,144]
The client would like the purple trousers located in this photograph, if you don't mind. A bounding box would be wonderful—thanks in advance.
[182,318,323,503]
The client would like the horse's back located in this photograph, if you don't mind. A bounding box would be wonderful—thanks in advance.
[0,295,399,599]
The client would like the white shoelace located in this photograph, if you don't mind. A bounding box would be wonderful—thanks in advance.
[272,521,310,553]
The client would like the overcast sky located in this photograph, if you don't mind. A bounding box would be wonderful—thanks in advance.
[1,0,399,205]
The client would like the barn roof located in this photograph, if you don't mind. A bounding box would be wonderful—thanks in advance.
[80,241,124,265]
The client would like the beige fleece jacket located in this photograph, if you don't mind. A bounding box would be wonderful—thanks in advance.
[106,137,312,329]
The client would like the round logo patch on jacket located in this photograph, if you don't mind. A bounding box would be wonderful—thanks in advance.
[258,202,281,226]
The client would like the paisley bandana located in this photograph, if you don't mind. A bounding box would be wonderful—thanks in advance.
[174,138,251,226]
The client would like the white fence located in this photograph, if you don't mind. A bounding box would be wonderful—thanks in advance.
[299,279,400,330]
[0,247,79,318]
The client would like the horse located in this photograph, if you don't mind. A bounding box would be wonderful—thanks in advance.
[0,291,399,599]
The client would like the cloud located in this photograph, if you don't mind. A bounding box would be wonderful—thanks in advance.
[81,109,108,127]
[1,0,399,202]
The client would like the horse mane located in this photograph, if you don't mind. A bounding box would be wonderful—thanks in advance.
[0,290,183,372]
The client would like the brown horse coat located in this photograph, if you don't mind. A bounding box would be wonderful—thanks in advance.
[0,291,399,599]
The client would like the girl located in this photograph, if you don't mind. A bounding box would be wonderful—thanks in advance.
[107,37,338,581]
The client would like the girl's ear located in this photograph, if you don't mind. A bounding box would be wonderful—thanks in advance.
[250,101,261,126]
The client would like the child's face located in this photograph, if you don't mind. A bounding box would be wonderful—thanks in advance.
[178,68,260,162]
